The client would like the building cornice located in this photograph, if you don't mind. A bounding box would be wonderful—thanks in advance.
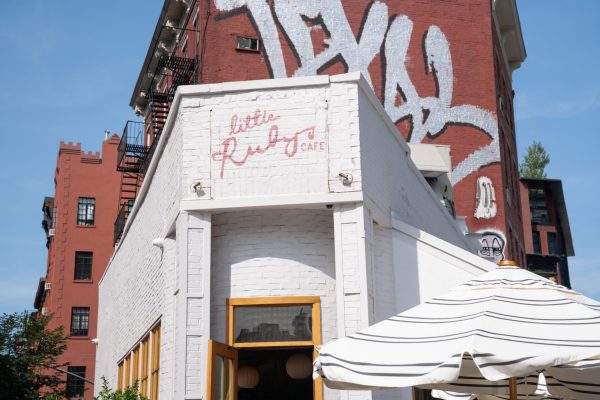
[492,0,527,77]
[129,0,193,111]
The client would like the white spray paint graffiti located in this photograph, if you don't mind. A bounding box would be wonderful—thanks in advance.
[478,230,506,264]
[214,0,500,185]
[474,176,497,219]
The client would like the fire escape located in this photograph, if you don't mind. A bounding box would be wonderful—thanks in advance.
[114,37,197,245]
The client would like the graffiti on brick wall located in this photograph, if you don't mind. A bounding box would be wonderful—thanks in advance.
[474,176,497,219]
[214,0,499,185]
[478,230,505,263]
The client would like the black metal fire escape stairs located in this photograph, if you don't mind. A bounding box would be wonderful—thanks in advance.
[115,121,147,245]
[114,53,196,245]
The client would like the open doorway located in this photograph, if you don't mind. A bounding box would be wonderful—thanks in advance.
[207,297,323,400]
[238,347,313,400]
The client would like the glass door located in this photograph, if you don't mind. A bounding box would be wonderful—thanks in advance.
[207,340,238,400]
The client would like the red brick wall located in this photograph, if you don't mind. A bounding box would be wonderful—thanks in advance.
[43,137,121,398]
[158,0,523,261]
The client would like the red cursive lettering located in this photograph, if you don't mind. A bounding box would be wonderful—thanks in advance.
[229,109,280,136]
[212,124,316,178]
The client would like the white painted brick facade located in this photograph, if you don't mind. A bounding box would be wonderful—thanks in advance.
[209,209,337,343]
[96,74,495,400]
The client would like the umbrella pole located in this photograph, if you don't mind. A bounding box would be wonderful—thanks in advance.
[501,260,519,400]
[509,377,517,400]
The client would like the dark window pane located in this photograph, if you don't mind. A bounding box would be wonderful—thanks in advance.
[236,36,260,51]
[234,305,312,343]
[70,307,90,336]
[414,389,434,400]
[74,252,93,280]
[529,189,549,225]
[532,231,541,254]
[548,232,557,254]
[66,366,86,397]
[77,197,95,225]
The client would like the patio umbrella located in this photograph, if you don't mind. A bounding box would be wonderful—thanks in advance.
[431,372,558,399]
[313,263,600,399]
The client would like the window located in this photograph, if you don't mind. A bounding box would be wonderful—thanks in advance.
[77,197,95,225]
[413,388,434,400]
[131,346,140,387]
[140,335,150,396]
[236,36,260,52]
[117,322,160,399]
[193,8,200,47]
[548,232,557,254]
[124,354,131,388]
[532,231,541,254]
[180,33,188,56]
[529,189,549,225]
[150,323,161,399]
[70,307,90,336]
[74,252,93,280]
[66,366,86,398]
[117,361,124,391]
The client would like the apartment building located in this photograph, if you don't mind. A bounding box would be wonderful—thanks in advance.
[519,178,575,287]
[34,136,121,399]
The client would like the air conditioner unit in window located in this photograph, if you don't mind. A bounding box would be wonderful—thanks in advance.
[48,228,55,237]
[41,307,48,316]
[44,282,52,291]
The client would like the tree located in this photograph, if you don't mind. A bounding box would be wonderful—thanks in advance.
[0,312,67,399]
[95,378,149,400]
[519,141,550,179]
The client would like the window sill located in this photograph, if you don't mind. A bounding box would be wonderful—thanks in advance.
[73,280,94,284]
[76,224,96,228]
[68,336,90,340]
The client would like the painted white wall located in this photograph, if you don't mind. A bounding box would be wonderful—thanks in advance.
[356,80,472,250]
[95,113,184,395]
[209,209,337,342]
[97,73,494,400]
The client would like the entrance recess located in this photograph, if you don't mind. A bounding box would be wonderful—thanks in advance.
[207,296,322,400]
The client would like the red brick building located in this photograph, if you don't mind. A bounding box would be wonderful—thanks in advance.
[520,178,574,287]
[34,136,122,399]
[120,0,527,264]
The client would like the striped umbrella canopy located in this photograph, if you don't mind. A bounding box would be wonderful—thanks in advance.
[314,265,600,399]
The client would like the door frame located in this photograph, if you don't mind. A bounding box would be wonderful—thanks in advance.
[226,296,323,400]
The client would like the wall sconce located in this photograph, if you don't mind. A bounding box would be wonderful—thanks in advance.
[190,180,204,195]
[338,172,353,186]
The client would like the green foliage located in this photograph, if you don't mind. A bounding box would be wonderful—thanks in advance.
[95,377,149,400]
[0,312,67,399]
[519,140,550,179]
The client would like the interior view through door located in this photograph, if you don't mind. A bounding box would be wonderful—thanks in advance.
[209,297,322,400]
[238,347,313,400]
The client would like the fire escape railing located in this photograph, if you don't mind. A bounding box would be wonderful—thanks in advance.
[114,26,199,245]
[114,121,146,245]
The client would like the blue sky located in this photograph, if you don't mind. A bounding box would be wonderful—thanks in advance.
[0,0,598,314]
[513,1,600,299]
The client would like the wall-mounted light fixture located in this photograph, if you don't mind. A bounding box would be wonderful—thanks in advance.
[338,172,353,186]
[191,180,204,195]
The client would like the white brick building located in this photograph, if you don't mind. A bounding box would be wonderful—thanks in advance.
[95,73,495,400]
